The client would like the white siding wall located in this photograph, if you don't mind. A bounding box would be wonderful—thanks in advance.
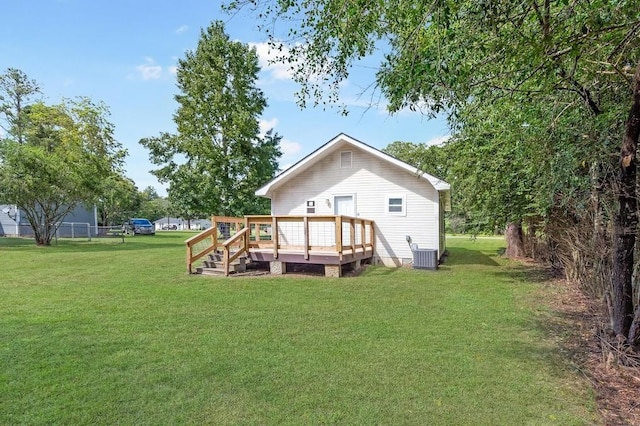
[0,204,18,236]
[270,144,440,266]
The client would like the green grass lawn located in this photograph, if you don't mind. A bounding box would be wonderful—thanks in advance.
[0,233,599,425]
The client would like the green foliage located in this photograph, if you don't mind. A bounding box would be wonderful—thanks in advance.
[140,21,282,218]
[0,92,126,245]
[232,0,638,115]
[96,175,141,226]
[384,140,450,181]
[136,186,170,222]
[0,235,599,424]
[0,67,41,143]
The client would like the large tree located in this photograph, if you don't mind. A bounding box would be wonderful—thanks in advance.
[0,68,41,144]
[140,21,282,218]
[0,97,126,245]
[96,175,141,226]
[228,1,640,344]
[137,186,169,222]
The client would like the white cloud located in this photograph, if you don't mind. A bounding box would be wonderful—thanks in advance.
[136,57,162,80]
[258,117,301,157]
[425,135,451,146]
[168,65,178,75]
[280,139,302,156]
[259,117,279,135]
[175,25,188,35]
[249,42,295,81]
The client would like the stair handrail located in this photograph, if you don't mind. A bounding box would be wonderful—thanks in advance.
[220,227,250,276]
[185,226,219,273]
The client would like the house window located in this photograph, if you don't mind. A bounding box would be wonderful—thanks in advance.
[386,195,406,215]
[340,151,352,168]
[306,200,316,214]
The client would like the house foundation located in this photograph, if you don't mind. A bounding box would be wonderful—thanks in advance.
[270,260,285,275]
[324,264,341,278]
[352,259,362,271]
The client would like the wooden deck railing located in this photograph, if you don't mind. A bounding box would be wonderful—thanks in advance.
[185,215,244,273]
[220,228,250,276]
[186,215,375,274]
[245,215,375,261]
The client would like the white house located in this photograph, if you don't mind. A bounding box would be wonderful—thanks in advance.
[255,133,451,267]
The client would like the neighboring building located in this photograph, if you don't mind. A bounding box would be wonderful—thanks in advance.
[153,218,211,230]
[0,205,20,236]
[0,204,98,237]
[154,217,184,230]
[190,219,211,230]
[255,133,451,266]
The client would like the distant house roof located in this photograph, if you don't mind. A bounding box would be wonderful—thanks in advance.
[256,133,450,198]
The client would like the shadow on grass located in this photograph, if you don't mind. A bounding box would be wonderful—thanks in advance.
[482,260,596,392]
[0,237,38,249]
[490,262,560,284]
[359,265,406,277]
[510,289,598,398]
[444,247,501,266]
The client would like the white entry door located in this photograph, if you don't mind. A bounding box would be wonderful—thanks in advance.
[334,195,354,216]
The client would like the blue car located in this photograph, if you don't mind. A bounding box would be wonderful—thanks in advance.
[124,218,155,235]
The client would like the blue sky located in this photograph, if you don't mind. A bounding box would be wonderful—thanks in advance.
[1,0,449,195]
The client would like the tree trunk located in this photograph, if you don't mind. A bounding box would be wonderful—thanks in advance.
[611,60,640,340]
[505,222,524,258]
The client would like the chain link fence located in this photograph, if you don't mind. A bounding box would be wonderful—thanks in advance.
[5,222,126,242]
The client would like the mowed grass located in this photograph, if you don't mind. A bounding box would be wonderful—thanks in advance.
[1,233,599,425]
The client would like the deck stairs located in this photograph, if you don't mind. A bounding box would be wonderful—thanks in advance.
[195,250,249,276]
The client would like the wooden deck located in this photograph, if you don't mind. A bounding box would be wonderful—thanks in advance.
[186,215,375,276]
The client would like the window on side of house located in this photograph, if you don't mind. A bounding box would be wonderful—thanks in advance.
[340,151,352,168]
[306,200,316,214]
[386,195,406,215]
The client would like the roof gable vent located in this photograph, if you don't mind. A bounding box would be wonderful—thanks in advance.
[340,151,352,168]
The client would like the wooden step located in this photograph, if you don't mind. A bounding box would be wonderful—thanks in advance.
[203,258,246,272]
[207,253,223,261]
[196,267,228,276]
[196,256,247,275]
[206,252,247,262]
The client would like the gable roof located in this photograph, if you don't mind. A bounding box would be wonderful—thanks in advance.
[256,133,450,197]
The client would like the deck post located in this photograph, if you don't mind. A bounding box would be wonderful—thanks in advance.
[186,245,192,274]
[350,218,356,251]
[272,216,279,259]
[303,216,309,260]
[335,215,343,260]
[223,246,230,276]
[211,216,218,251]
[244,218,250,254]
[370,222,375,253]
